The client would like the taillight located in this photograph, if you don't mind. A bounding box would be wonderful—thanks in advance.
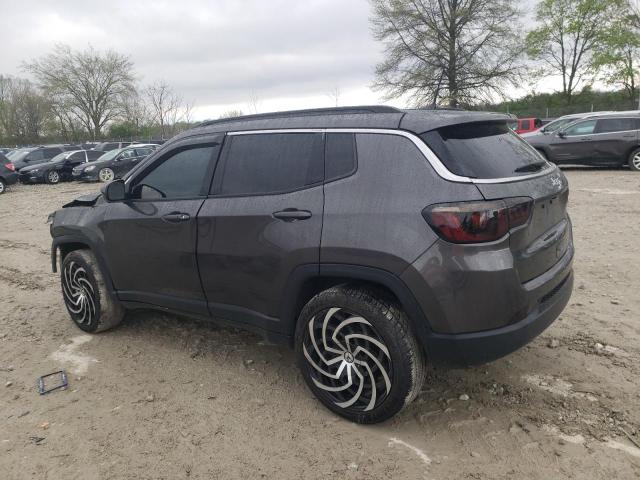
[423,198,532,244]
[5,162,15,171]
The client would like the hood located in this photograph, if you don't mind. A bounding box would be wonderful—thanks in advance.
[62,192,102,208]
[21,161,55,173]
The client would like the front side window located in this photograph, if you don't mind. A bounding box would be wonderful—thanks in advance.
[134,145,217,199]
[595,118,638,134]
[214,133,323,196]
[520,120,531,130]
[26,150,45,161]
[564,120,597,136]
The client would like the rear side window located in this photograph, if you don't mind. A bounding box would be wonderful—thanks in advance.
[420,121,546,179]
[43,148,61,158]
[135,145,217,199]
[595,118,638,133]
[69,152,86,161]
[87,151,103,161]
[214,133,323,195]
[27,150,45,161]
[325,133,357,181]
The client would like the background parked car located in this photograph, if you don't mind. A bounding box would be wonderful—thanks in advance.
[10,145,79,171]
[509,117,543,134]
[93,141,132,152]
[19,150,104,184]
[525,113,640,169]
[0,153,18,194]
[72,144,159,182]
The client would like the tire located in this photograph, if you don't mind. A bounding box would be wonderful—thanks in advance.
[61,250,124,333]
[0,178,5,194]
[295,285,426,424]
[628,148,640,172]
[46,170,60,184]
[98,168,115,182]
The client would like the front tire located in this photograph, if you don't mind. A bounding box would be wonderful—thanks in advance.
[46,170,60,184]
[295,285,425,424]
[61,250,124,333]
[628,148,640,171]
[98,168,115,182]
[0,178,5,194]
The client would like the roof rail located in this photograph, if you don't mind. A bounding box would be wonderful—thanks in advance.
[198,105,401,127]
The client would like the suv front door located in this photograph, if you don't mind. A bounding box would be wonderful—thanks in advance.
[550,119,597,164]
[100,136,222,315]
[197,132,324,333]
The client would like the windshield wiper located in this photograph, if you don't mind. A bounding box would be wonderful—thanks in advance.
[514,161,547,173]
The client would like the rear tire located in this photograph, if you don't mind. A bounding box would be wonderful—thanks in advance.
[295,285,426,424]
[628,148,640,171]
[0,178,5,194]
[61,250,124,333]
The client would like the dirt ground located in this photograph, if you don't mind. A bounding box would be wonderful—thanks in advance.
[1,169,639,480]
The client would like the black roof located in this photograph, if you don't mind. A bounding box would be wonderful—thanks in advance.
[170,106,510,144]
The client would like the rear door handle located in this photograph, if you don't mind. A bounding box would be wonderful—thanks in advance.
[162,212,191,223]
[272,209,312,221]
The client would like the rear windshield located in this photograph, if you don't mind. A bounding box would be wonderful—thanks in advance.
[420,121,547,179]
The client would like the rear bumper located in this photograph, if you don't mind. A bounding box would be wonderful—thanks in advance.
[425,269,572,365]
[2,172,18,185]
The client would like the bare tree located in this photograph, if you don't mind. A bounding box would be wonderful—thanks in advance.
[0,76,50,143]
[526,0,626,103]
[370,0,525,107]
[145,80,184,139]
[24,44,135,139]
[218,109,244,119]
[247,90,261,114]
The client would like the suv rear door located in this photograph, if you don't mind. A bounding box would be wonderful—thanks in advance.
[100,136,222,315]
[592,117,639,165]
[197,132,324,332]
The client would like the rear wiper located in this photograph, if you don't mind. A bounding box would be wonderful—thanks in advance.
[514,161,547,173]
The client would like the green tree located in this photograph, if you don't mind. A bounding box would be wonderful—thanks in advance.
[370,0,525,107]
[526,0,625,104]
[592,8,640,106]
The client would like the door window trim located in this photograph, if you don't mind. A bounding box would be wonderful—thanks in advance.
[562,117,640,137]
[221,128,556,185]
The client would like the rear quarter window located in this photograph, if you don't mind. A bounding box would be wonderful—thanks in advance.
[420,121,547,179]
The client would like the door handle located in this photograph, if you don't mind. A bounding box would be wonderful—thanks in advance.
[272,209,312,221]
[580,137,592,141]
[162,212,191,223]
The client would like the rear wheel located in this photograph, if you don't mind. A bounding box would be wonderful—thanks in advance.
[46,170,60,184]
[0,178,5,194]
[99,168,115,182]
[295,285,425,424]
[61,250,124,333]
[628,148,640,171]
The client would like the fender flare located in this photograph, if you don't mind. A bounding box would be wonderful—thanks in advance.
[51,234,117,296]
[278,263,433,345]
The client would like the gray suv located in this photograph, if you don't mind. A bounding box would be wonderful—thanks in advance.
[525,113,640,170]
[49,106,574,423]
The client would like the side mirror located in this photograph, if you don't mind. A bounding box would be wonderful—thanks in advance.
[557,131,566,139]
[102,179,126,202]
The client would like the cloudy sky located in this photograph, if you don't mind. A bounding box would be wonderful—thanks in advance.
[1,0,544,120]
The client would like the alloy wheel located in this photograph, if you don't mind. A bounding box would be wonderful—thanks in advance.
[302,307,393,412]
[48,171,60,183]
[0,180,5,194]
[633,152,640,170]
[62,260,97,325]
[99,168,114,182]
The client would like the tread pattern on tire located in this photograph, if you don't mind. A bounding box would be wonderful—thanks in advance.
[62,250,124,333]
[296,284,426,423]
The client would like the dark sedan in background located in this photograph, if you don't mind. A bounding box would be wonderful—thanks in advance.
[19,150,104,184]
[0,153,18,194]
[72,144,158,182]
[10,145,80,171]
[525,113,640,170]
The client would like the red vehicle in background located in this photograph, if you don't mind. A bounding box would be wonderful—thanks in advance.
[509,117,543,134]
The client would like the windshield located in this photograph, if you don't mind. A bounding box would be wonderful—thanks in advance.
[96,148,124,162]
[421,121,550,179]
[9,148,35,162]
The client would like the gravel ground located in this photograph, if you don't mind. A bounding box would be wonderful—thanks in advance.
[1,169,639,479]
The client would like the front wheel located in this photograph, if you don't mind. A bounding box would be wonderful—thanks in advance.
[61,250,124,333]
[295,285,426,424]
[98,168,115,182]
[47,170,60,184]
[628,148,640,171]
[0,178,5,194]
